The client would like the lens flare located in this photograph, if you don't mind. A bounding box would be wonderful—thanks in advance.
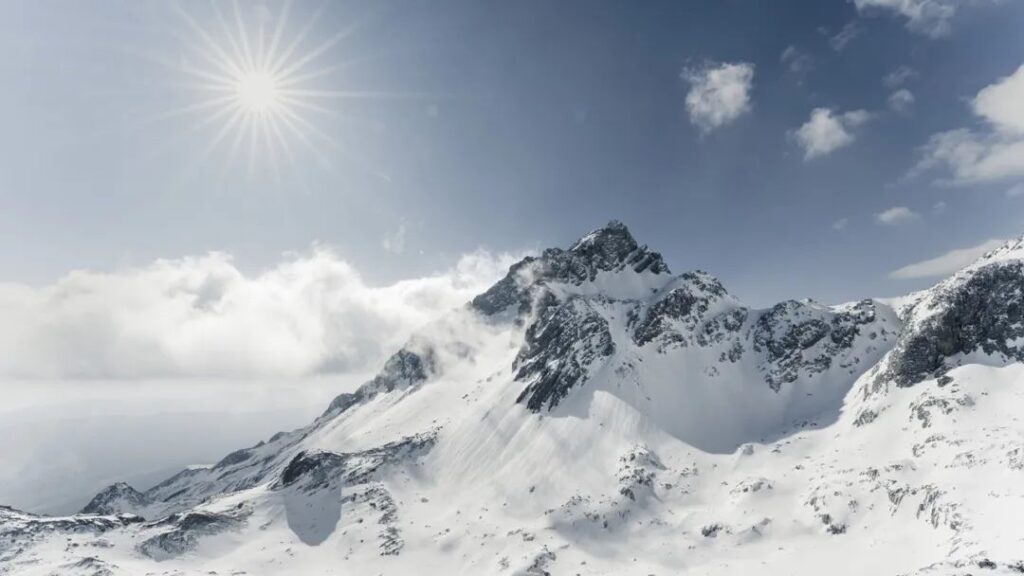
[235,72,281,114]
[162,0,383,178]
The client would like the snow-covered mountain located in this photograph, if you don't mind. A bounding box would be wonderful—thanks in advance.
[3,222,1024,575]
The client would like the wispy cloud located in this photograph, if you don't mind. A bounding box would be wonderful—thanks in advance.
[382,223,407,255]
[890,238,1006,279]
[830,20,863,51]
[681,61,755,134]
[780,45,813,78]
[888,89,915,113]
[853,0,966,38]
[883,66,918,89]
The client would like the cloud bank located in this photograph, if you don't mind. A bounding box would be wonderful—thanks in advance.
[890,238,1006,279]
[0,247,523,380]
[682,61,755,134]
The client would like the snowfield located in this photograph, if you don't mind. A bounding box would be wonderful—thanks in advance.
[2,222,1023,576]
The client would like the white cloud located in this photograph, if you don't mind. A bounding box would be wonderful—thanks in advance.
[931,200,947,214]
[682,61,755,134]
[0,247,524,379]
[853,0,960,37]
[830,21,863,51]
[1007,182,1024,197]
[832,217,850,231]
[915,64,1024,184]
[888,89,915,112]
[890,238,1006,279]
[381,223,407,254]
[875,206,920,225]
[794,108,872,160]
[917,128,1024,183]
[883,66,918,88]
[973,64,1024,133]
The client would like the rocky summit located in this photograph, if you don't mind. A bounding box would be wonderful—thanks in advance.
[3,222,1024,576]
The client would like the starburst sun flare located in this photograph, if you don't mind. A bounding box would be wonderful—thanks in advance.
[167,0,366,176]
[235,71,282,114]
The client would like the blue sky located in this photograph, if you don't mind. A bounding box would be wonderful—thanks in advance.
[0,0,1022,309]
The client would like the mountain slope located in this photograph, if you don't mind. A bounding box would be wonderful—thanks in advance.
[3,222,1024,576]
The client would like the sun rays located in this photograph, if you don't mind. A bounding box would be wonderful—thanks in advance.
[163,0,378,178]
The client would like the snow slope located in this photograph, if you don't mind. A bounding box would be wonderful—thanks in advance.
[2,222,1023,576]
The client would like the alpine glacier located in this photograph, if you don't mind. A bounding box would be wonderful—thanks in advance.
[2,222,1023,575]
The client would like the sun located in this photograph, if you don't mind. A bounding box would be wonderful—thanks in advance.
[163,0,380,177]
[235,71,282,114]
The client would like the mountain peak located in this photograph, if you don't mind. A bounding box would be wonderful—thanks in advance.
[855,232,1024,399]
[568,219,634,252]
[974,234,1024,268]
[80,481,151,516]
[473,220,669,315]
[554,219,668,277]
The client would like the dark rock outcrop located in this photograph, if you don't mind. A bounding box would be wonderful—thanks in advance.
[275,431,438,491]
[881,261,1024,388]
[514,297,615,411]
[138,511,242,559]
[472,221,669,316]
[80,482,152,516]
[324,346,437,417]
[280,450,347,489]
[752,299,884,392]
[630,271,741,348]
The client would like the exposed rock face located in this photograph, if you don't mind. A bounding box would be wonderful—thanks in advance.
[471,256,542,316]
[279,450,347,489]
[880,261,1024,388]
[472,220,670,316]
[555,220,670,280]
[752,299,886,392]
[514,296,616,411]
[508,224,894,412]
[138,510,243,560]
[276,431,437,491]
[324,347,437,417]
[80,482,152,516]
[630,271,739,348]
